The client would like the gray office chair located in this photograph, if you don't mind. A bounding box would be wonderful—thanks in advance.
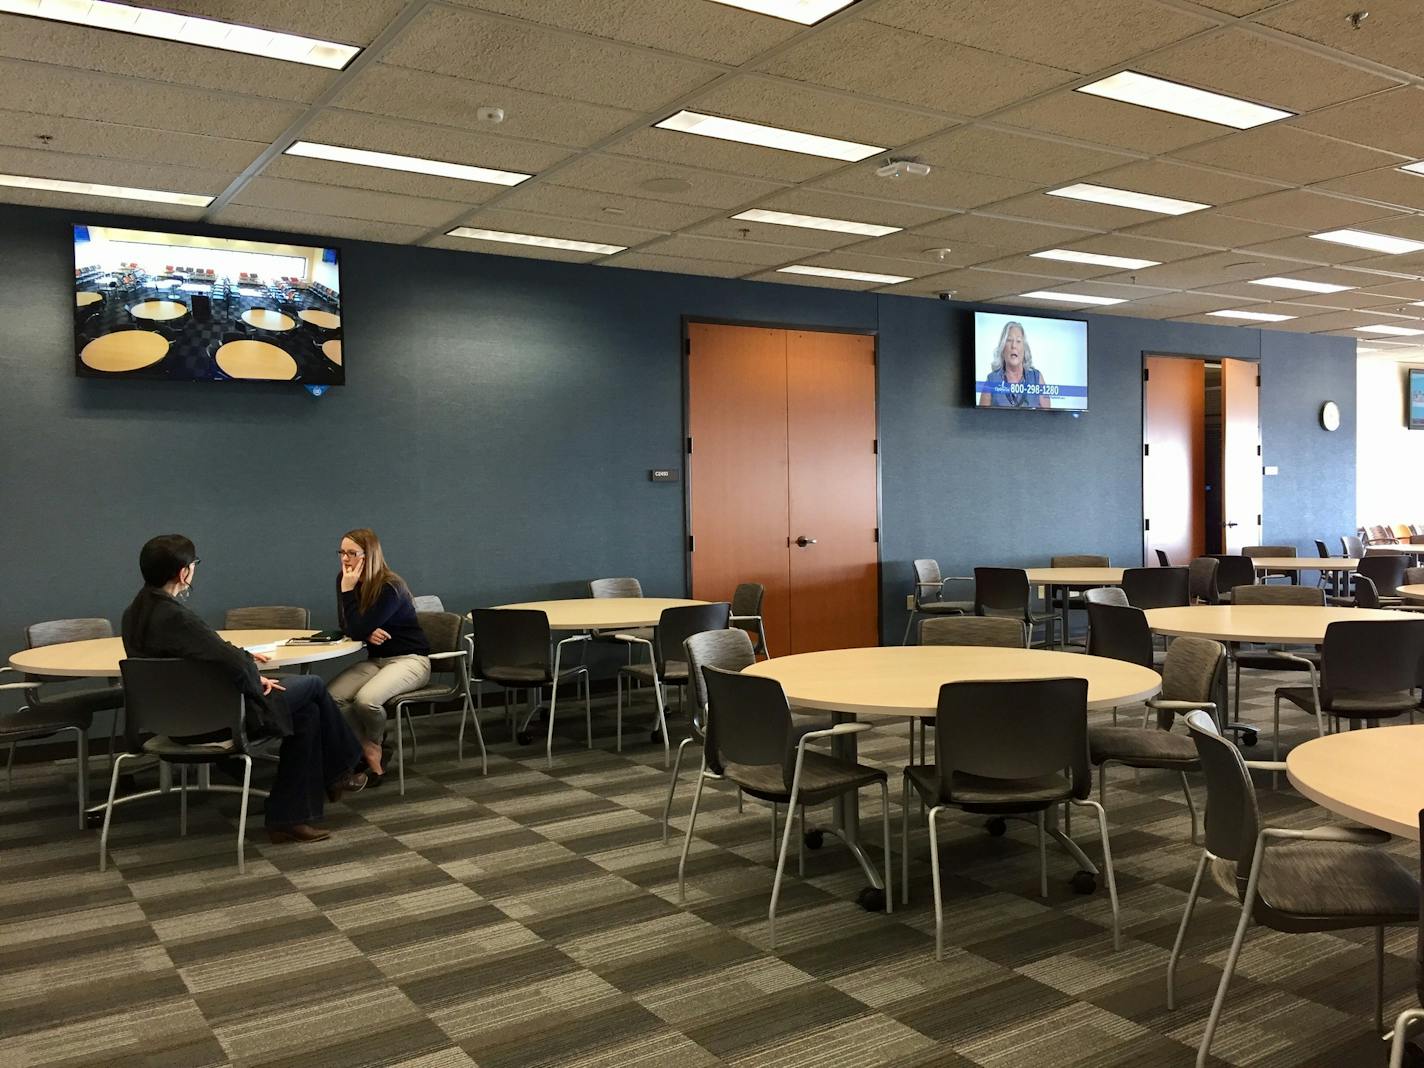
[1121,566,1190,609]
[24,618,125,762]
[1342,534,1365,559]
[223,605,310,629]
[729,582,770,658]
[1334,553,1407,606]
[912,615,1029,764]
[1049,554,1110,630]
[410,595,445,613]
[0,669,89,828]
[679,666,891,949]
[901,677,1119,957]
[1227,584,1324,723]
[902,559,973,644]
[385,611,486,794]
[1209,555,1257,603]
[1170,711,1418,1065]
[1243,544,1297,584]
[1084,587,1128,607]
[618,602,730,764]
[1188,557,1220,604]
[973,567,1061,648]
[589,576,653,648]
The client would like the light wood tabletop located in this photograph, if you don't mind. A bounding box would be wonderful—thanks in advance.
[1399,584,1424,602]
[744,646,1161,719]
[492,598,710,631]
[1024,567,1125,586]
[322,339,343,366]
[80,330,169,373]
[1288,725,1424,840]
[215,340,298,381]
[1144,604,1412,644]
[1249,557,1358,571]
[8,629,362,679]
[299,309,341,329]
[242,308,296,331]
[75,291,102,307]
[129,299,187,322]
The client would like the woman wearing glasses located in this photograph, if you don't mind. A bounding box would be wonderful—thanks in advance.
[327,528,430,776]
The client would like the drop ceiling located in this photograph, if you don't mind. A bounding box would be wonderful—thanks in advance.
[9,0,1424,343]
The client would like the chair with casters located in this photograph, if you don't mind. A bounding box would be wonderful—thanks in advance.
[1209,555,1257,603]
[1169,711,1419,1067]
[1243,544,1297,584]
[911,616,1029,765]
[1085,587,1128,607]
[1188,557,1219,604]
[1342,534,1365,559]
[24,619,125,768]
[973,567,1061,648]
[1387,810,1424,1068]
[1155,549,1172,566]
[902,559,973,644]
[410,595,445,613]
[1048,554,1110,632]
[105,658,263,873]
[617,602,731,765]
[1227,585,1324,726]
[0,669,90,829]
[384,611,486,794]
[1089,636,1225,844]
[1121,566,1190,609]
[1335,553,1408,606]
[470,608,589,766]
[902,677,1119,957]
[223,605,311,629]
[729,582,770,658]
[677,665,891,949]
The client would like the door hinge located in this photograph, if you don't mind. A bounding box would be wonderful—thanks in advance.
[1144,518,1151,532]
[873,527,879,543]
[1256,444,1261,456]
[1256,372,1261,387]
[686,436,693,455]
[1143,442,1150,457]
[873,438,878,454]
[1256,514,1262,526]
[687,535,694,552]
[1142,367,1149,382]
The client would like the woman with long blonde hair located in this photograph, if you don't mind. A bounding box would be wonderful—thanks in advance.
[327,528,430,775]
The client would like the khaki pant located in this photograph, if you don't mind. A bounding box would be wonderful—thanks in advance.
[327,654,431,744]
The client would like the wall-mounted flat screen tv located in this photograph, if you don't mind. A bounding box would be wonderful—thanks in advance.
[1409,367,1424,429]
[973,310,1088,411]
[73,224,343,385]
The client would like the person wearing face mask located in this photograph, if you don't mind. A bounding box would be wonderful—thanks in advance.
[978,321,1051,409]
[120,534,366,843]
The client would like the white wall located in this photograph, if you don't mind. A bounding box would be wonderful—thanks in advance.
[1356,356,1424,525]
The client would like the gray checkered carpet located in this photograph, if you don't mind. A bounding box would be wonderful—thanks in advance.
[1,664,1417,1067]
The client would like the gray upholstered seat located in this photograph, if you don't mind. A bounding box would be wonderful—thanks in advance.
[1089,726,1195,766]
[919,616,1026,648]
[906,764,1071,808]
[1276,687,1420,716]
[1208,845,1418,926]
[728,749,886,807]
[621,659,687,685]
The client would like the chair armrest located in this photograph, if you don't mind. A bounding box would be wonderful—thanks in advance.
[0,681,34,692]
[1262,825,1392,846]
[1272,650,1319,673]
[728,615,760,625]
[1147,699,1217,712]
[1243,759,1288,773]
[796,722,872,749]
[556,634,592,648]
[426,650,465,661]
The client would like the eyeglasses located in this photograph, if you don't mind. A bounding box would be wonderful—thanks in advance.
[337,549,364,559]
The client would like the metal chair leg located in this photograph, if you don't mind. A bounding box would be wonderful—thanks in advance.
[1390,1009,1424,1068]
[677,760,708,903]
[880,779,893,914]
[236,755,252,876]
[662,736,694,845]
[928,805,945,961]
[797,804,805,878]
[615,674,623,752]
[1196,887,1255,1065]
[99,752,135,872]
[396,706,406,796]
[583,670,592,750]
[179,764,188,836]
[1037,810,1048,898]
[1180,772,1198,845]
[900,772,911,906]
[1167,850,1208,1010]
[1073,797,1120,951]
[1377,926,1386,1035]
[768,782,802,951]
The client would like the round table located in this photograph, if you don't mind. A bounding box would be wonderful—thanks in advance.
[75,291,103,307]
[1144,605,1411,644]
[242,309,296,332]
[1287,725,1424,840]
[299,309,341,329]
[8,629,363,679]
[322,339,343,366]
[129,300,187,322]
[80,330,169,373]
[1248,557,1357,572]
[1025,568,1126,649]
[215,339,298,381]
[1399,584,1424,603]
[492,597,709,631]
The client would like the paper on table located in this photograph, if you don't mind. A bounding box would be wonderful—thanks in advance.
[243,642,280,654]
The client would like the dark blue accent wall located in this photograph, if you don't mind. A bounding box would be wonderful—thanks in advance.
[0,203,1355,658]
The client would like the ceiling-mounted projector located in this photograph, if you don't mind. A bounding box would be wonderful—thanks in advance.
[875,159,931,179]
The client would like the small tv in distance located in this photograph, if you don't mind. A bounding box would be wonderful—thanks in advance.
[73,224,343,385]
[1409,367,1424,429]
[972,310,1088,411]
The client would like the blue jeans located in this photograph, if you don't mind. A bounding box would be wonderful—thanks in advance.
[263,675,363,828]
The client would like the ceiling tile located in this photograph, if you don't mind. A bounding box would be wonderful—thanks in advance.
[745,268,883,290]
[1344,252,1424,277]
[1359,280,1424,300]
[1344,214,1424,243]
[233,175,464,227]
[904,126,1138,185]
[762,20,1074,116]
[1317,166,1424,213]
[997,90,1226,154]
[1052,233,1215,263]
[971,252,1106,280]
[866,0,1216,73]
[0,185,204,221]
[685,215,860,249]
[425,232,604,262]
[1081,158,1282,207]
[1290,86,1424,158]
[145,0,406,44]
[263,156,509,206]
[1171,126,1407,183]
[1104,250,1316,288]
[1118,210,1299,247]
[1171,300,1336,325]
[975,191,1154,230]
[1115,291,1258,315]
[1255,0,1424,79]
[607,128,844,183]
[1217,189,1407,230]
[1236,234,1388,264]
[0,144,231,196]
[884,268,1030,300]
[1245,307,1417,333]
[0,108,264,174]
[914,213,1095,252]
[302,109,570,173]
[380,6,721,111]
[750,189,947,229]
[635,234,808,266]
[1198,280,1402,310]
[441,207,664,248]
[602,252,753,278]
[546,153,785,208]
[835,229,1005,266]
[798,250,952,279]
[209,204,429,245]
[1183,1,1277,14]
[496,181,721,231]
[810,160,1041,211]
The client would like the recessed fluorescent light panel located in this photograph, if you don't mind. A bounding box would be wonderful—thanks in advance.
[1208,309,1296,322]
[1030,248,1160,269]
[0,0,360,68]
[286,142,530,186]
[0,173,212,206]
[1045,183,1208,216]
[1356,324,1424,336]
[1311,229,1424,255]
[1400,161,1424,177]
[446,227,625,255]
[732,208,900,237]
[703,0,859,23]
[1020,290,1125,306]
[1076,71,1292,129]
[654,110,881,162]
[778,265,911,284]
[1247,276,1353,294]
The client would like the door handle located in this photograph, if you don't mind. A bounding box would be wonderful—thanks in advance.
[1224,522,1239,528]
[795,536,817,548]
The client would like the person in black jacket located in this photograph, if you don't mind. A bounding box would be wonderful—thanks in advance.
[121,534,365,844]
[327,528,430,775]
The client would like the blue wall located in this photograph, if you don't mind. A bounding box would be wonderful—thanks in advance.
[0,203,1355,656]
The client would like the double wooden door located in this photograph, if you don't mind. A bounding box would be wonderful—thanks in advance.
[686,322,880,654]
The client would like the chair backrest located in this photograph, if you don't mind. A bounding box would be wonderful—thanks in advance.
[702,665,794,784]
[973,567,1029,616]
[932,678,1089,803]
[411,595,445,613]
[1314,540,1331,559]
[27,617,111,647]
[1185,709,1258,867]
[1121,566,1190,609]
[1155,549,1171,567]
[1050,554,1109,567]
[683,629,756,733]
[1342,534,1365,559]
[919,616,1027,648]
[1085,603,1153,667]
[222,605,311,630]
[416,611,465,676]
[1159,636,1226,708]
[1230,585,1324,606]
[1407,566,1424,587]
[1243,545,1295,559]
[1188,557,1219,604]
[1353,575,1381,609]
[1211,555,1257,596]
[1359,553,1407,596]
[913,558,943,587]
[119,657,246,743]
[731,582,764,617]
[1085,587,1128,606]
[589,577,642,598]
[1321,620,1424,697]
[655,603,731,670]
[469,608,550,675]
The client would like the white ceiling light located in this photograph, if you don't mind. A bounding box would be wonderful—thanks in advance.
[1311,229,1424,255]
[654,110,881,162]
[1030,248,1160,269]
[1076,71,1292,129]
[731,208,899,237]
[1356,324,1424,336]
[1246,276,1353,294]
[702,0,858,23]
[1399,161,1424,177]
[1045,183,1208,216]
[286,142,530,187]
[1208,309,1296,322]
[446,227,625,255]
[0,173,212,206]
[0,0,359,68]
[1020,290,1125,306]
[778,265,911,284]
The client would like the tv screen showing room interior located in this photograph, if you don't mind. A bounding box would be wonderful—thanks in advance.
[73,224,343,384]
[974,311,1088,411]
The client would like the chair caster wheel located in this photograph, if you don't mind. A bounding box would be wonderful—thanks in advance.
[804,830,824,850]
[1240,730,1258,748]
[650,730,661,744]
[85,811,104,829]
[516,731,533,746]
[1070,870,1097,894]
[855,886,886,912]
[985,818,1007,837]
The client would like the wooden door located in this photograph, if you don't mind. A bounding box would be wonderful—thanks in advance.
[786,330,880,652]
[1220,357,1262,553]
[686,322,791,656]
[1143,356,1205,566]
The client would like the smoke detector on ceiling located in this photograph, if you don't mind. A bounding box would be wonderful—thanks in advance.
[876,159,931,179]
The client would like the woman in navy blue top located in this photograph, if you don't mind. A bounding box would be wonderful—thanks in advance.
[326,528,430,774]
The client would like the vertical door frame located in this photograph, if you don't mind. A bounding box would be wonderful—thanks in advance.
[681,316,884,641]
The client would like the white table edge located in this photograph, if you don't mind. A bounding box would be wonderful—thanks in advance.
[1286,763,1419,841]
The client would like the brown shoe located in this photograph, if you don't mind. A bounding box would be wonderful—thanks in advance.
[326,771,368,803]
[267,823,331,844]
